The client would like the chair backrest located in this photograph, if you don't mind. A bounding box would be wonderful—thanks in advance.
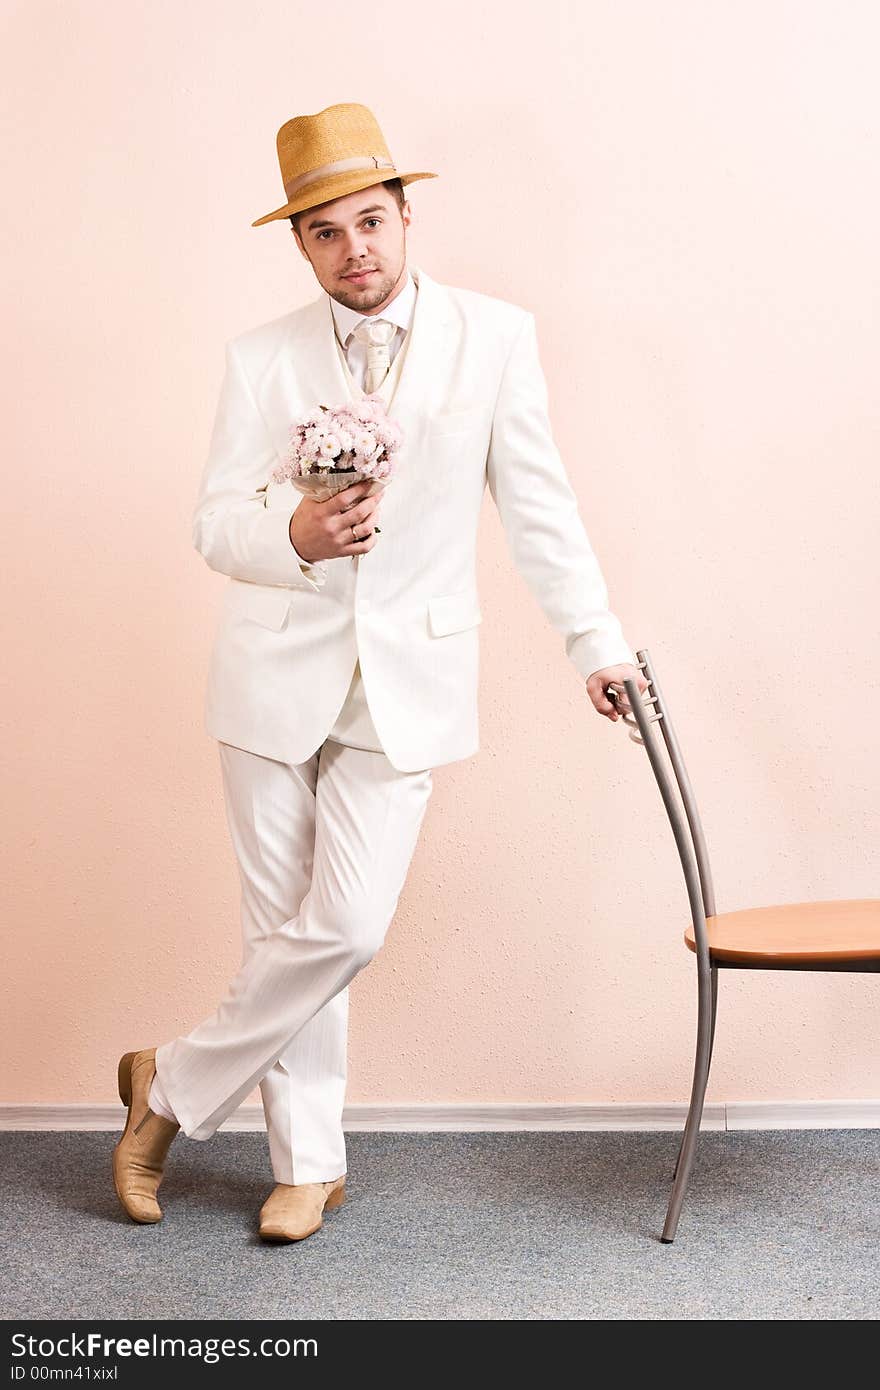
[613,650,716,965]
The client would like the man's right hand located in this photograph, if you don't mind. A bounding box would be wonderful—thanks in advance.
[289,478,384,563]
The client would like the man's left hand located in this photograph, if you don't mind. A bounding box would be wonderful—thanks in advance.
[585,663,649,722]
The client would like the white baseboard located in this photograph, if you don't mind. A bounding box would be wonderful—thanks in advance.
[1,1100,878,1133]
[725,1100,880,1130]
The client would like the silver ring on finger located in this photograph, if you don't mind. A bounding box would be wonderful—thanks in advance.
[351,524,359,542]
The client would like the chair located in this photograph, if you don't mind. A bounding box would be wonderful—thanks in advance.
[607,649,880,1244]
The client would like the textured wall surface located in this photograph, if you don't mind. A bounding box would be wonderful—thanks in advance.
[2,1,878,1110]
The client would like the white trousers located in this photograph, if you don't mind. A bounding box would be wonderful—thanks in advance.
[155,738,433,1184]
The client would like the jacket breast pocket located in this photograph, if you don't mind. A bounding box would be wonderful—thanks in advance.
[427,587,483,637]
[224,581,292,631]
[426,406,485,439]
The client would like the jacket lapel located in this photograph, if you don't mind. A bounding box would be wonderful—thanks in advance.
[380,265,455,434]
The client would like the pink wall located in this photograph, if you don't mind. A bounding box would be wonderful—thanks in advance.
[3,1,878,1110]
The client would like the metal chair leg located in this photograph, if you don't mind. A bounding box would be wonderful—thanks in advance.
[662,958,714,1243]
[670,963,718,1182]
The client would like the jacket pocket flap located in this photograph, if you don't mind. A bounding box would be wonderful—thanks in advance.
[428,589,483,637]
[224,581,292,631]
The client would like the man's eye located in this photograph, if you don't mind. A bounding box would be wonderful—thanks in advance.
[317,218,379,241]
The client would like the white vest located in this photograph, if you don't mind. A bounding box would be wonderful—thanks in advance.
[325,313,415,752]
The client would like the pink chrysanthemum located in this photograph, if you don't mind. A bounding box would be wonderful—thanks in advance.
[270,399,404,484]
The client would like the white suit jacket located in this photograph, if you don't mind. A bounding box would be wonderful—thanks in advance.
[193,263,636,772]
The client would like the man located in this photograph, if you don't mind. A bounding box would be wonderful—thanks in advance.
[113,103,649,1243]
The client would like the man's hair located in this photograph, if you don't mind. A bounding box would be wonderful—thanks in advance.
[289,177,406,238]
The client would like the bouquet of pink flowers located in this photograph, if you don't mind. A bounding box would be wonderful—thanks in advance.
[269,398,404,504]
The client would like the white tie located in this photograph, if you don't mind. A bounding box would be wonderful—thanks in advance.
[351,318,397,395]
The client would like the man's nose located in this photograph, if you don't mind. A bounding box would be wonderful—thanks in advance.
[343,229,372,254]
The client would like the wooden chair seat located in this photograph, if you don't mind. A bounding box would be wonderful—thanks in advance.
[684,898,880,967]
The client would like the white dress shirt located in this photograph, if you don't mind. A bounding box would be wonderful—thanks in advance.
[328,268,416,386]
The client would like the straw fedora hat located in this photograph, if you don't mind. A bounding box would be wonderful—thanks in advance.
[251,102,438,228]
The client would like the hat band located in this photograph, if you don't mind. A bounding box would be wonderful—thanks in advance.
[284,154,396,200]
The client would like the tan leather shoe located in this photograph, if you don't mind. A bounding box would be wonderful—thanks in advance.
[112,1048,179,1224]
[258,1177,346,1242]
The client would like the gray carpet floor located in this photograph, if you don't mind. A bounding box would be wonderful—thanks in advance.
[1,1131,878,1320]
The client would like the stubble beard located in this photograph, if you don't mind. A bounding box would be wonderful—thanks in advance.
[332,263,403,314]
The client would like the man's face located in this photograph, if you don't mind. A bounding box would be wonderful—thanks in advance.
[292,183,412,315]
